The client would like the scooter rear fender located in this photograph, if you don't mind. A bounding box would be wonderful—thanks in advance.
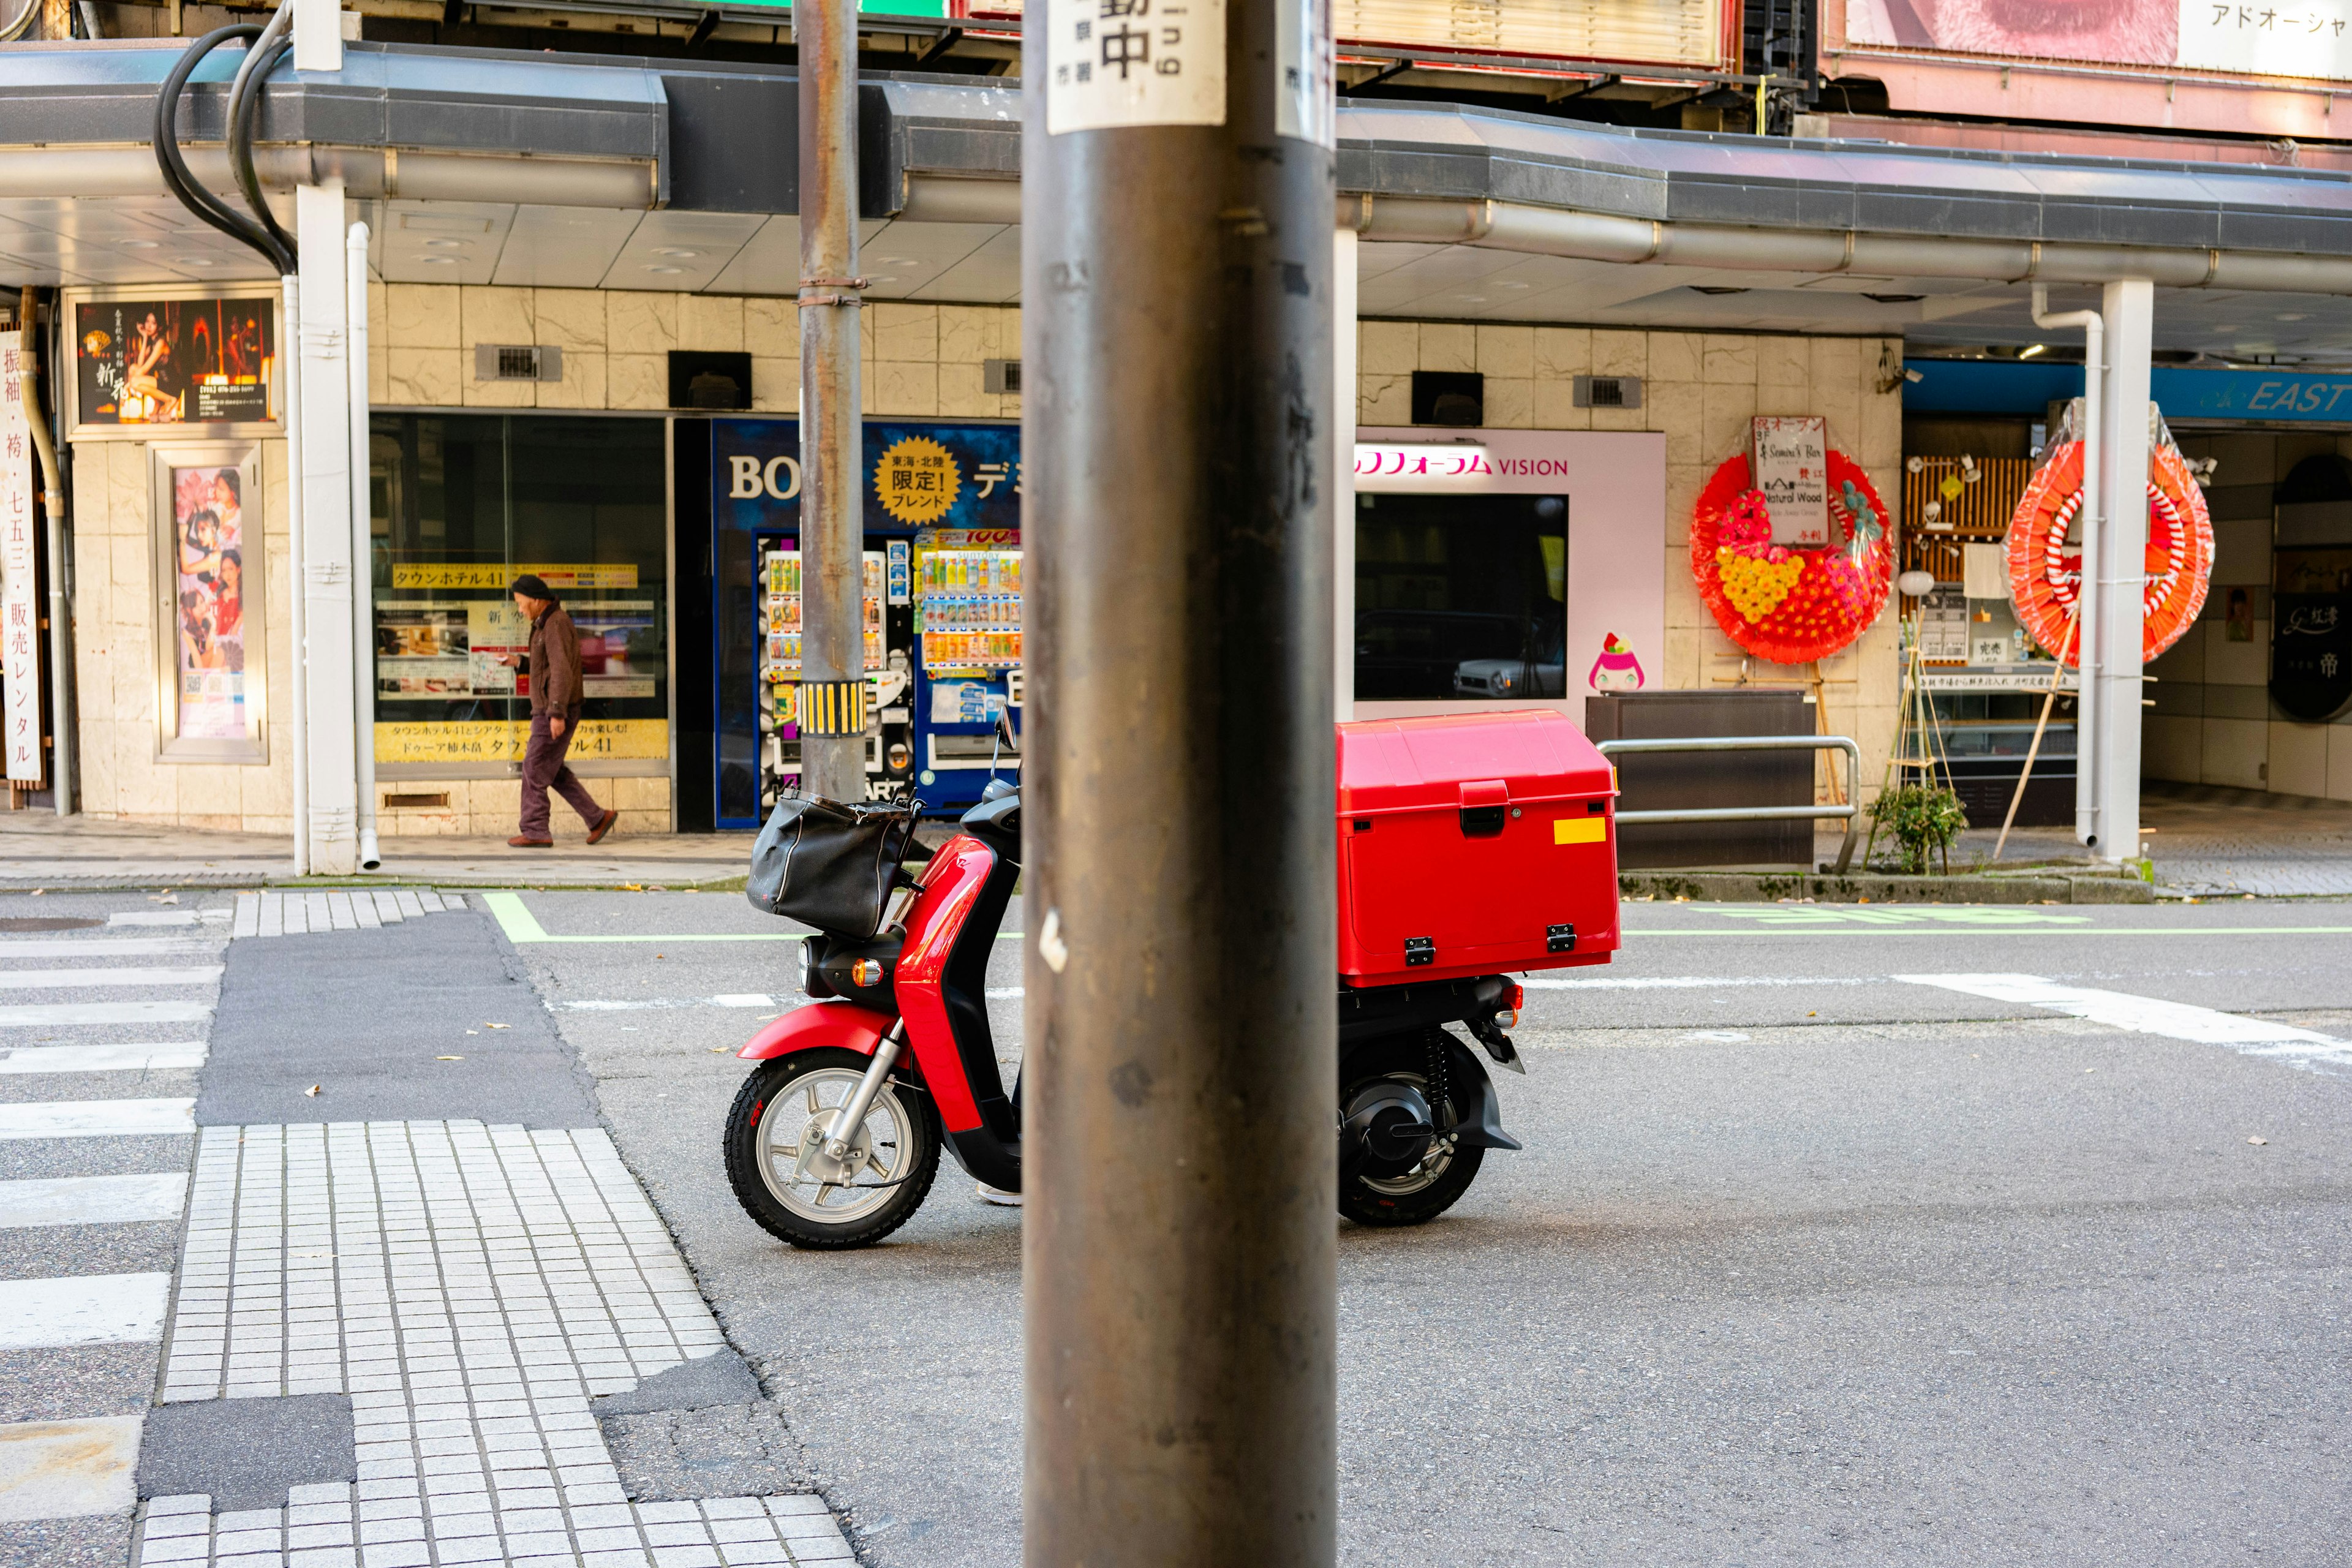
[736,1000,896,1061]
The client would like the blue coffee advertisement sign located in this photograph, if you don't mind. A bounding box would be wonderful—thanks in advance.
[713,418,1022,535]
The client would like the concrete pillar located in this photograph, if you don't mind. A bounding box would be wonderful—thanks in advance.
[2091,279,2153,864]
[1334,223,1358,725]
[296,180,357,875]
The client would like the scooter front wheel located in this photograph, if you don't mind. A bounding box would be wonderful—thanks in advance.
[725,1049,943,1250]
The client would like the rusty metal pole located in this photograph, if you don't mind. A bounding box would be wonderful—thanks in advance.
[1022,0,1338,1561]
[794,0,868,802]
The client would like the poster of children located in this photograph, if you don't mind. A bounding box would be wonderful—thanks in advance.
[173,464,247,739]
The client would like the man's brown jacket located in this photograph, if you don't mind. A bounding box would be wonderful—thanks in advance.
[526,604,583,717]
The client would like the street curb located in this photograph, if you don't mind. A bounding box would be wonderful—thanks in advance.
[1619,870,2157,903]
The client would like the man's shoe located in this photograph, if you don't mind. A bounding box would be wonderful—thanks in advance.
[508,835,554,848]
[586,809,620,846]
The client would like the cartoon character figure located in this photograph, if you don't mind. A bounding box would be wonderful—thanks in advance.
[1587,633,1645,693]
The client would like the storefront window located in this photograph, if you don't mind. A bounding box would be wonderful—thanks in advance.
[369,414,668,775]
[1355,492,1567,700]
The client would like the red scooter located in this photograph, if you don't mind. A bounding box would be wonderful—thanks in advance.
[726,780,1543,1250]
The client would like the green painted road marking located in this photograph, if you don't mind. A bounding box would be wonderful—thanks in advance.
[482,891,806,945]
[1703,907,2096,927]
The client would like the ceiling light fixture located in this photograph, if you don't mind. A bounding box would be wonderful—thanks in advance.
[2020,344,2046,359]
[419,256,458,266]
[644,265,685,274]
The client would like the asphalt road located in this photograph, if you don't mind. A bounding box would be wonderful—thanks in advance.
[501,891,2352,1566]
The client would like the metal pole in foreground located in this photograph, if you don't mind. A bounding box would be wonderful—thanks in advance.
[1023,1,1338,1561]
[794,0,868,804]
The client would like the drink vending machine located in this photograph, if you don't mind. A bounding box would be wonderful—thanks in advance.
[910,527,1023,814]
[756,543,917,810]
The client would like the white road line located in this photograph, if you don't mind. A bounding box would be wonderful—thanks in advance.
[0,1415,142,1522]
[1518,974,1876,990]
[0,1099,196,1140]
[0,967,222,989]
[0,1172,188,1229]
[0,1001,213,1027]
[565,993,788,1011]
[0,939,213,959]
[106,911,200,927]
[0,1042,206,1074]
[232,892,260,939]
[0,1273,171,1348]
[1895,972,2352,1075]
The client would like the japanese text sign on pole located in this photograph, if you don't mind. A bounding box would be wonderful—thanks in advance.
[1046,0,1229,132]
[1,331,40,785]
[1751,415,1829,548]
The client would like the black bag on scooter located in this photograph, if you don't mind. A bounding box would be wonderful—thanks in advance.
[745,793,917,940]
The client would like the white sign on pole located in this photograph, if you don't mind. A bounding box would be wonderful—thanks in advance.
[1,332,40,786]
[1751,415,1829,547]
[1276,0,1335,148]
[1046,0,1227,134]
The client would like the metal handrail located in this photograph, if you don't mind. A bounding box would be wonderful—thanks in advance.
[1597,735,1863,875]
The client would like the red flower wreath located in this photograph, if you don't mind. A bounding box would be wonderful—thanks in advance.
[1691,451,1893,665]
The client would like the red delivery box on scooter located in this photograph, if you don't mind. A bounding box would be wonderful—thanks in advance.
[1336,709,1620,986]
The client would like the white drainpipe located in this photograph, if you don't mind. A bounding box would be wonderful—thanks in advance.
[348,221,379,872]
[2030,284,2104,851]
[283,271,307,877]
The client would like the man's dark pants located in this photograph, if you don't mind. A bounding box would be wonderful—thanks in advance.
[520,710,603,838]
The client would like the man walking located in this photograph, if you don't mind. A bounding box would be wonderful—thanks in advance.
[503,575,619,849]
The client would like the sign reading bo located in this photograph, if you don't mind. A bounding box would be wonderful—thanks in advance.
[713,419,1023,534]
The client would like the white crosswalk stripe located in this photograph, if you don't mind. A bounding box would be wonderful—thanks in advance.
[0,1172,189,1229]
[0,1416,141,1523]
[0,965,223,989]
[0,1000,213,1027]
[0,1098,197,1139]
[0,938,213,959]
[235,886,458,938]
[0,1273,172,1348]
[0,905,226,1526]
[0,1042,207,1074]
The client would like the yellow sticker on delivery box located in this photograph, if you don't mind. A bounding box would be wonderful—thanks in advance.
[1555,817,1608,845]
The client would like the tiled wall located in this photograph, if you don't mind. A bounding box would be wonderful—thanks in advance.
[1359,323,1907,804]
[2148,430,2352,801]
[367,284,1022,421]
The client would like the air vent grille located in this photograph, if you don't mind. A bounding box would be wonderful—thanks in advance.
[473,345,563,383]
[1572,374,1642,410]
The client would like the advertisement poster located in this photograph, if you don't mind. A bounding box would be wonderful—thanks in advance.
[375,598,659,701]
[77,296,274,430]
[2,333,38,783]
[1848,0,2352,81]
[170,464,249,741]
[716,420,1023,538]
[1752,417,1829,547]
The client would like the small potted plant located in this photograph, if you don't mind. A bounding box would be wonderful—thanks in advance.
[1868,784,1969,875]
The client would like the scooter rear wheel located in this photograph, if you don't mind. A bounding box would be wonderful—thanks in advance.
[1338,1030,1486,1227]
[726,1049,942,1250]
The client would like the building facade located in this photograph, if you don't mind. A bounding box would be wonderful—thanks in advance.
[6,1,2351,869]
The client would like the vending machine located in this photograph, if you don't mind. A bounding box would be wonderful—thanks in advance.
[755,543,919,812]
[910,527,1023,814]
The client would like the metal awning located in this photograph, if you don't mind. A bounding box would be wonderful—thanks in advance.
[2,40,2349,359]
